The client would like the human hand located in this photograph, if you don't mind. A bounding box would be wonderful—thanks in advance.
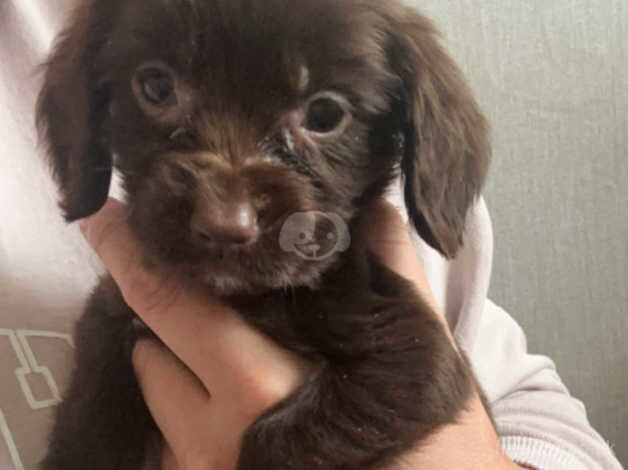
[365,200,525,470]
[80,198,524,470]
[80,198,309,469]
[365,200,526,470]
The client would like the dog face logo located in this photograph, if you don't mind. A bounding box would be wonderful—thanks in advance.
[279,212,351,261]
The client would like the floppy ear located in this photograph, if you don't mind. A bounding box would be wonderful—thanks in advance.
[385,9,491,258]
[37,4,112,222]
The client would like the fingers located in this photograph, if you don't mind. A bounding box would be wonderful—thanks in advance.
[365,200,461,347]
[132,340,210,464]
[79,199,183,318]
[81,198,307,401]
[134,340,242,470]
[80,199,215,383]
[364,199,438,309]
[79,198,305,470]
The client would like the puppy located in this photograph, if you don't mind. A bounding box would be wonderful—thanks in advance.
[37,0,491,468]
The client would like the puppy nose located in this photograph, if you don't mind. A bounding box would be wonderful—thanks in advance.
[191,200,259,245]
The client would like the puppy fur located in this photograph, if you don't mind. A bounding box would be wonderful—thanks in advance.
[37,0,491,469]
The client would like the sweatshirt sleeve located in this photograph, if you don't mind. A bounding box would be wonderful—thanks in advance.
[470,300,622,470]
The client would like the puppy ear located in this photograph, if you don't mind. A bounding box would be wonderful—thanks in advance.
[385,9,491,258]
[37,5,112,222]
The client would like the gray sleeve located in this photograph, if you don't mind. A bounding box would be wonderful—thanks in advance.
[469,300,622,470]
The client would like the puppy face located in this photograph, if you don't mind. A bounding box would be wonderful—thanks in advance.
[38,0,490,294]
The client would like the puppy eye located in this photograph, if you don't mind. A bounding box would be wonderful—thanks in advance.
[303,95,348,134]
[135,66,176,107]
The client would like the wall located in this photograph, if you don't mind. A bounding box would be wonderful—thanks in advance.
[412,0,628,465]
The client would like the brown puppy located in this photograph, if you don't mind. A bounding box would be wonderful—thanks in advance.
[37,0,491,468]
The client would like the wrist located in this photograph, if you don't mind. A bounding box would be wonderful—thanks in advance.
[399,393,512,470]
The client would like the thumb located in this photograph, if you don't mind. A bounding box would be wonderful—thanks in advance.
[363,199,439,311]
